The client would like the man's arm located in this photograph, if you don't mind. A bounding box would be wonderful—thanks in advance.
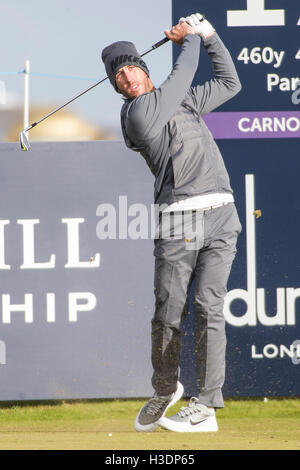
[122,24,201,144]
[189,33,242,116]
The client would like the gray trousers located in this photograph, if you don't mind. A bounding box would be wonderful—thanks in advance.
[151,202,241,408]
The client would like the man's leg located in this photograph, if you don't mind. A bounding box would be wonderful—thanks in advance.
[151,244,194,396]
[159,204,241,432]
[135,211,203,431]
[193,203,241,408]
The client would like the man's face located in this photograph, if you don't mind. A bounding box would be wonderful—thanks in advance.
[115,65,154,99]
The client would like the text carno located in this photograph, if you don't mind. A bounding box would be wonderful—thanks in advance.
[238,116,300,133]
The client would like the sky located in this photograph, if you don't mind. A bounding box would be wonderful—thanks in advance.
[1,0,172,137]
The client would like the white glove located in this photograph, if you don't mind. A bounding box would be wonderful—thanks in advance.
[179,13,215,39]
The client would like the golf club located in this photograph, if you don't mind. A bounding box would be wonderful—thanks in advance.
[19,36,170,151]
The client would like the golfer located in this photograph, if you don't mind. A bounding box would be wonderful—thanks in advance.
[102,13,242,433]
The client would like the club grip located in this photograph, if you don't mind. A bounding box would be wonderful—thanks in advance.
[152,37,170,50]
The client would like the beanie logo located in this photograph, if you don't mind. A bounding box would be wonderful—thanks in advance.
[111,55,148,73]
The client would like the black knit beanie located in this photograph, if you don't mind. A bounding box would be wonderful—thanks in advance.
[101,41,149,91]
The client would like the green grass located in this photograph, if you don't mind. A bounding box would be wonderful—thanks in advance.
[0,398,299,450]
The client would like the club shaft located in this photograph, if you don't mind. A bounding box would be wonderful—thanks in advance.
[28,76,108,129]
[140,37,170,56]
[26,37,170,131]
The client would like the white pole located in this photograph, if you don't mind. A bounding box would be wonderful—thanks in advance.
[245,174,257,303]
[24,60,30,133]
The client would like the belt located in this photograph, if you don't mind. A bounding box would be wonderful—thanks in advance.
[163,202,231,216]
[195,201,231,213]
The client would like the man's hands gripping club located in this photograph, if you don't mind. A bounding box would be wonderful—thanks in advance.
[164,21,196,45]
[164,12,215,45]
[179,13,215,40]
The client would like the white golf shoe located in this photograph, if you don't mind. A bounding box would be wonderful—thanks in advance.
[159,397,218,432]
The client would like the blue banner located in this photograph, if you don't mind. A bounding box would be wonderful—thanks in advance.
[172,0,300,397]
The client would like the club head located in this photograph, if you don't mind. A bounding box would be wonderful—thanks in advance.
[19,131,31,151]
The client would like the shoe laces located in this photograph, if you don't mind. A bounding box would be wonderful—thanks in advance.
[145,394,171,416]
[177,397,205,417]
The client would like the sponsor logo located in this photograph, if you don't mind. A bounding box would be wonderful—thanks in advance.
[190,415,210,425]
[0,218,99,324]
[203,111,300,139]
[224,175,299,328]
[110,55,148,73]
[251,340,300,365]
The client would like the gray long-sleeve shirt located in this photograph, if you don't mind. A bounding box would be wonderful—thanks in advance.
[120,33,241,207]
